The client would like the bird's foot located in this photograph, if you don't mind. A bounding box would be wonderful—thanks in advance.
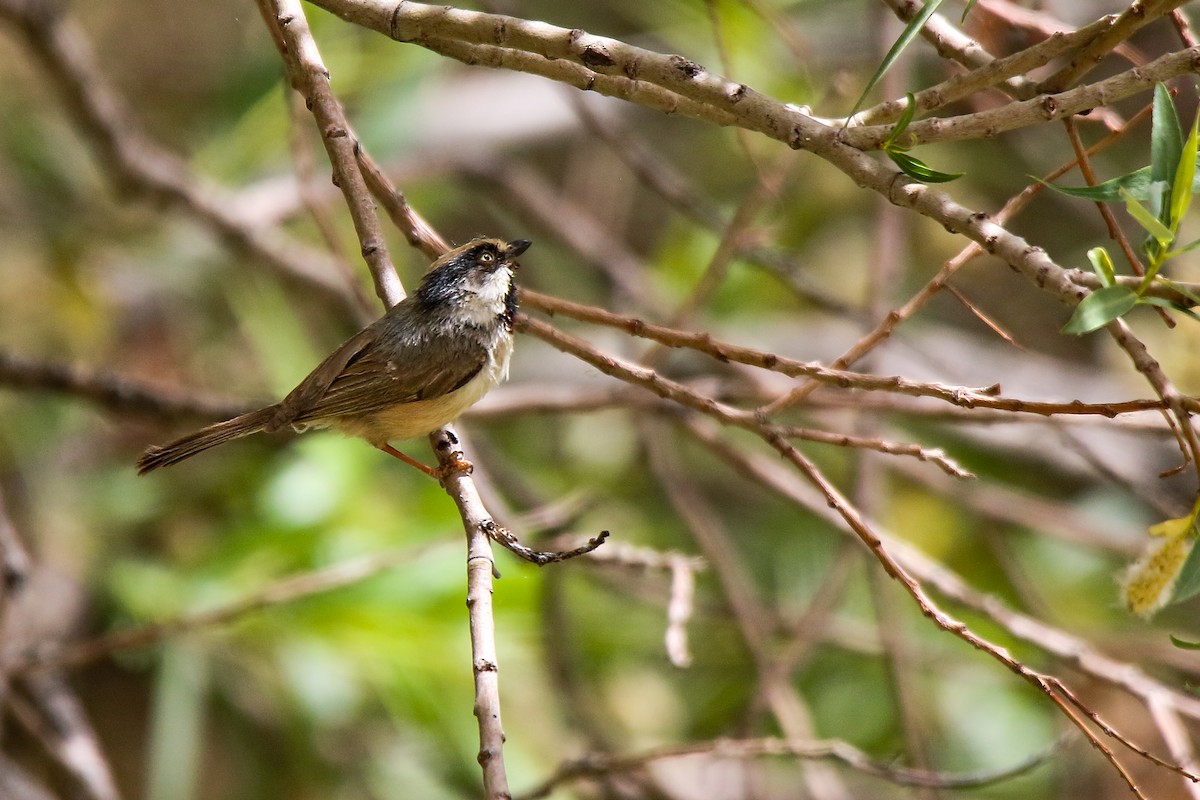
[377,443,473,480]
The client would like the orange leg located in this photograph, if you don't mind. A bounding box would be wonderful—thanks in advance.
[377,444,473,480]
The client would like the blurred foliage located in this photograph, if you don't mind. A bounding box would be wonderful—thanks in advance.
[2,0,1200,799]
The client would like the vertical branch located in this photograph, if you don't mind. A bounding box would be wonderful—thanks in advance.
[257,5,512,796]
[440,450,511,800]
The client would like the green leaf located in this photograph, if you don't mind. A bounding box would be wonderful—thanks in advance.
[1086,246,1116,287]
[1164,236,1200,259]
[848,0,945,119]
[1171,526,1200,603]
[880,94,962,183]
[1158,276,1200,306]
[1151,82,1183,220]
[1139,296,1200,321]
[1062,285,1137,334]
[887,150,963,183]
[1040,167,1155,202]
[1170,635,1200,649]
[961,0,977,22]
[1121,187,1174,247]
[1169,110,1200,230]
[883,93,918,151]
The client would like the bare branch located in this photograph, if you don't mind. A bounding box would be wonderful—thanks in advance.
[519,295,1200,417]
[838,46,1200,151]
[258,0,403,307]
[843,15,1118,127]
[7,544,439,674]
[516,734,1070,800]
[0,0,359,313]
[0,350,250,422]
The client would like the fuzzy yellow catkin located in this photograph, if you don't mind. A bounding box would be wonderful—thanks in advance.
[1121,517,1194,618]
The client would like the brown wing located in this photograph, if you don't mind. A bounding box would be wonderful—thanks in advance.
[268,327,377,430]
[271,325,485,428]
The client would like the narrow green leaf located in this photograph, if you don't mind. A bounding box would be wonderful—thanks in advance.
[883,93,918,151]
[1086,246,1116,287]
[888,150,963,183]
[1158,276,1200,306]
[1121,187,1174,246]
[1062,285,1137,334]
[848,0,945,119]
[1171,304,1200,322]
[1139,296,1200,321]
[1171,526,1200,603]
[1151,82,1183,220]
[1164,237,1200,259]
[1169,110,1200,230]
[961,0,977,21]
[1170,635,1200,649]
[1138,295,1176,308]
[1040,167,1155,202]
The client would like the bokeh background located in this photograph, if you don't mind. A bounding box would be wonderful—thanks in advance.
[2,0,1200,798]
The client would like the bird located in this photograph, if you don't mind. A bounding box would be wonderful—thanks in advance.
[137,237,530,477]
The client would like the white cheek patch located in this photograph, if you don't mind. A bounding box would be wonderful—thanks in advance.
[463,267,513,325]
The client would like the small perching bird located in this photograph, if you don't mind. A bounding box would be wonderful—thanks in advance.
[137,237,530,477]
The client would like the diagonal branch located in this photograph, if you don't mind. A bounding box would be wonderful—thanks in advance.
[520,309,1191,793]
[0,0,360,315]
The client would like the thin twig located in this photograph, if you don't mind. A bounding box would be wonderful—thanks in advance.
[663,554,699,668]
[8,678,119,800]
[7,544,439,675]
[259,0,403,308]
[516,734,1070,800]
[1171,7,1199,47]
[837,46,1200,150]
[774,423,973,478]
[1037,0,1188,93]
[764,96,1159,414]
[518,295,1200,417]
[484,522,609,565]
[0,350,251,422]
[569,94,852,312]
[519,312,1185,788]
[0,0,359,314]
[355,147,449,260]
[843,15,1118,127]
[681,417,1200,766]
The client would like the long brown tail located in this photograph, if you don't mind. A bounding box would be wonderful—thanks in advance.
[137,407,277,474]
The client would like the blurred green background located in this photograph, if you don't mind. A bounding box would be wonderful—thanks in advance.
[2,0,1200,798]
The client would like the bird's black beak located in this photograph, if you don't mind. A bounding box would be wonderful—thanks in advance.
[505,239,532,259]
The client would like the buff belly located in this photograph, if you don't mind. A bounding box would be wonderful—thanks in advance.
[333,332,513,446]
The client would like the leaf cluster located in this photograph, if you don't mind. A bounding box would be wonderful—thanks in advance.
[1053,84,1200,334]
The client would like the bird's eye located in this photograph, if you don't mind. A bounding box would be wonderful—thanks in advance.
[479,251,495,265]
